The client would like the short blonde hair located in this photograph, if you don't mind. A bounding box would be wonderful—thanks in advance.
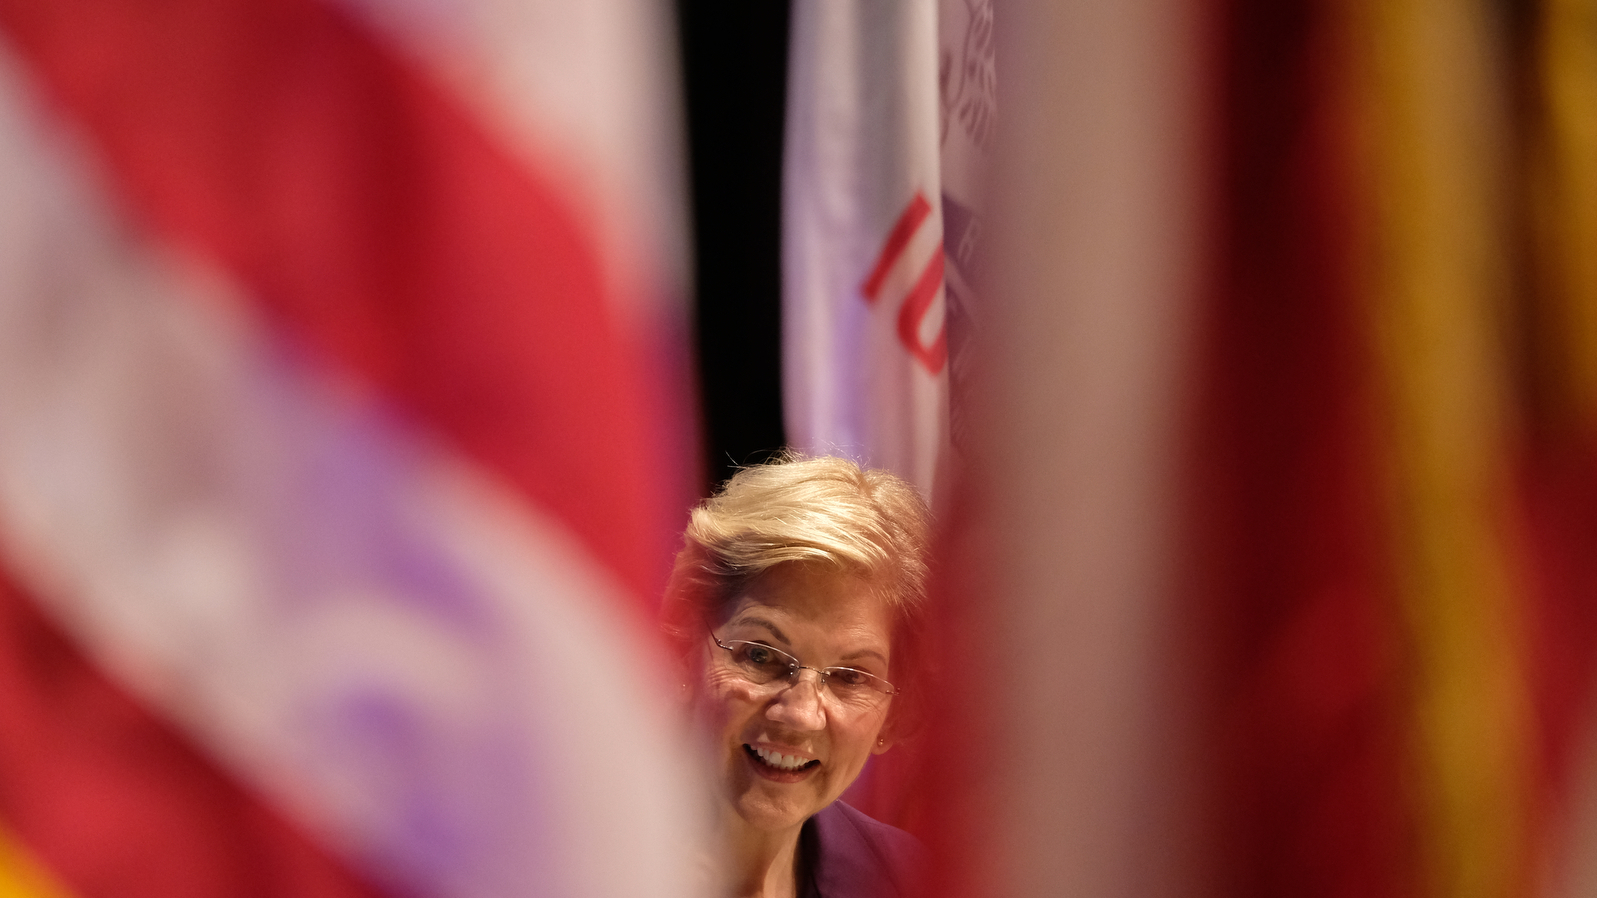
[662,453,932,690]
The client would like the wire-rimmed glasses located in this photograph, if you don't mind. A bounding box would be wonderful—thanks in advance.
[708,628,899,707]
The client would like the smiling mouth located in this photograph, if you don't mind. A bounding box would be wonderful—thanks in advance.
[745,744,820,772]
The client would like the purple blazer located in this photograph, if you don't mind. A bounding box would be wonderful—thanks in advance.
[798,801,928,898]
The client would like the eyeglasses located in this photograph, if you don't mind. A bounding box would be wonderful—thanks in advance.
[708,629,900,706]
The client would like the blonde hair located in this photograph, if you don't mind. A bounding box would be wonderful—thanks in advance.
[661,453,932,686]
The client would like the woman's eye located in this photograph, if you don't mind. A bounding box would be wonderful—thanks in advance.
[831,668,868,687]
[743,645,773,665]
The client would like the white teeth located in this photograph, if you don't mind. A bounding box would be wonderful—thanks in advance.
[753,746,811,771]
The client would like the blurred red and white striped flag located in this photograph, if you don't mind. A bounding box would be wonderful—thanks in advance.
[0,1,702,897]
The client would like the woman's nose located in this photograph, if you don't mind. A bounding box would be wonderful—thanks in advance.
[766,669,826,730]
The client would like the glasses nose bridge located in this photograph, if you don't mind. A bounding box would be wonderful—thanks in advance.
[779,663,835,696]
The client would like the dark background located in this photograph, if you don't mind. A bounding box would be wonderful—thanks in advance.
[676,2,791,490]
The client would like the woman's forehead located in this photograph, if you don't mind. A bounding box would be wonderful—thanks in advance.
[722,566,894,654]
[734,563,882,614]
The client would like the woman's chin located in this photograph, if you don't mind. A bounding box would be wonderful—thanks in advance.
[726,749,830,832]
[731,794,814,834]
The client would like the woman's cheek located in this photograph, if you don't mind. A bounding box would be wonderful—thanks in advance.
[697,668,766,717]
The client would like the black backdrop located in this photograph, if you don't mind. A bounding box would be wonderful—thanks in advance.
[676,2,792,490]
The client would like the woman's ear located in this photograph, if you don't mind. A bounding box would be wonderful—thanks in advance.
[872,732,894,755]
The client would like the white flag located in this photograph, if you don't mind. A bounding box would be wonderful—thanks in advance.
[783,0,948,498]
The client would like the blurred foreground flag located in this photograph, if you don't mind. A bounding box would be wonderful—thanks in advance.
[0,1,700,897]
[923,1,1597,897]
[783,0,949,499]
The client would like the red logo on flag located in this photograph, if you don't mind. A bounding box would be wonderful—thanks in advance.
[862,192,947,375]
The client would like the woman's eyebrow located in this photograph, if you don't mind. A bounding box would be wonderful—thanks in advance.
[727,617,889,666]
[730,615,791,645]
[838,648,889,667]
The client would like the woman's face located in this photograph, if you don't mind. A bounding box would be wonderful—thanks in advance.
[695,563,896,835]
